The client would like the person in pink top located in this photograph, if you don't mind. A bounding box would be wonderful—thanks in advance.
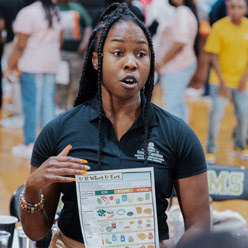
[155,0,198,122]
[4,0,63,159]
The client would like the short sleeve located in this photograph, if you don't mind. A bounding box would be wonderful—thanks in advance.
[171,7,191,43]
[204,23,221,55]
[31,116,61,167]
[13,8,34,34]
[174,120,207,179]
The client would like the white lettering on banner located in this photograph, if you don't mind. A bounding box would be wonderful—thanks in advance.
[134,142,165,163]
[208,170,244,196]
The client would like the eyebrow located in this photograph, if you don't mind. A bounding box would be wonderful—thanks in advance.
[110,38,148,45]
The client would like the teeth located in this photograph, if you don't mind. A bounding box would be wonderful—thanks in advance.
[125,78,134,83]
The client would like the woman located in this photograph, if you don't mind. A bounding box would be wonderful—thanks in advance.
[155,0,199,122]
[4,0,63,159]
[19,3,210,248]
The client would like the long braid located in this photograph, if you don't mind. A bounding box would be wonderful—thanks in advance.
[74,27,102,106]
[75,3,155,168]
[41,0,60,28]
[129,13,155,166]
[96,51,104,168]
[96,14,125,168]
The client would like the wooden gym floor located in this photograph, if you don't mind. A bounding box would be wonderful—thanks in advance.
[0,83,248,226]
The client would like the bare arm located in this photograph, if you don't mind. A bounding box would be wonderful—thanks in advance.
[4,32,29,80]
[210,53,229,97]
[59,30,64,49]
[156,42,185,71]
[0,18,5,43]
[20,145,90,241]
[237,68,248,93]
[174,172,211,247]
[20,166,61,240]
[77,26,92,56]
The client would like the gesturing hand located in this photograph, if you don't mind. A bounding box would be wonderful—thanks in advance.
[26,145,90,193]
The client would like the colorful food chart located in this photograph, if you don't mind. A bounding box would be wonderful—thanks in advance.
[76,168,159,248]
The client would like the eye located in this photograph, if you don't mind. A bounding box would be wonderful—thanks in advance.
[137,52,146,58]
[113,50,123,56]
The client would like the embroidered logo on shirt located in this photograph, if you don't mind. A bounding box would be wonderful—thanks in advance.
[134,142,164,163]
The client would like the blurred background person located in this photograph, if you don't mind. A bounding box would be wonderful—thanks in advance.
[146,0,175,37]
[0,0,25,128]
[205,0,248,164]
[55,0,92,112]
[155,0,199,122]
[4,0,63,159]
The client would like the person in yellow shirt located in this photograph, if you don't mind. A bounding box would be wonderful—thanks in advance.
[205,0,248,164]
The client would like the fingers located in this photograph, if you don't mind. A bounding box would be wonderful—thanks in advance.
[52,155,88,165]
[49,176,78,183]
[40,145,91,185]
[58,144,72,156]
[57,146,88,164]
[48,167,88,176]
[46,160,90,171]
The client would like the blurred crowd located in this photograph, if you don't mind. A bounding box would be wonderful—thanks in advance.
[0,0,248,164]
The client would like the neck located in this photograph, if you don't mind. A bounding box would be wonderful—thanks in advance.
[101,87,142,141]
[102,91,142,121]
[230,17,242,26]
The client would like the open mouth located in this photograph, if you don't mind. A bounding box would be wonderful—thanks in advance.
[120,75,138,88]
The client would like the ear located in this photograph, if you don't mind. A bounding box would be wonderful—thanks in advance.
[92,52,98,70]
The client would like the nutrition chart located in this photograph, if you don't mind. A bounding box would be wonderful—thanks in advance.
[76,167,159,248]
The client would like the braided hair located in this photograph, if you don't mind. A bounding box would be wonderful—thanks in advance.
[74,3,155,168]
[41,0,60,28]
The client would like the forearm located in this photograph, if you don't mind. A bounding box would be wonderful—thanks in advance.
[59,30,64,49]
[7,42,25,70]
[174,172,211,248]
[7,33,29,71]
[20,181,60,241]
[160,42,184,66]
[176,223,211,248]
[20,146,89,241]
[241,68,248,82]
[0,19,5,43]
[80,26,92,48]
[20,207,51,241]
[210,53,225,84]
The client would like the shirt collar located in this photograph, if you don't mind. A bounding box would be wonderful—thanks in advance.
[88,93,158,128]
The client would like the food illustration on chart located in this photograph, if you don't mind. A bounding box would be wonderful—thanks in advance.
[76,168,159,248]
[96,187,154,247]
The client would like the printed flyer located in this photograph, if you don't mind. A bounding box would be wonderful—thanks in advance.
[75,167,159,248]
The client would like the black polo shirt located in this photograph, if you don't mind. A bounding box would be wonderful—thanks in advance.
[31,94,207,243]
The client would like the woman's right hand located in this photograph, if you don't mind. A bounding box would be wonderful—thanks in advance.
[25,145,90,197]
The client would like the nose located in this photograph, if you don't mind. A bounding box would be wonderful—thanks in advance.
[124,54,137,71]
